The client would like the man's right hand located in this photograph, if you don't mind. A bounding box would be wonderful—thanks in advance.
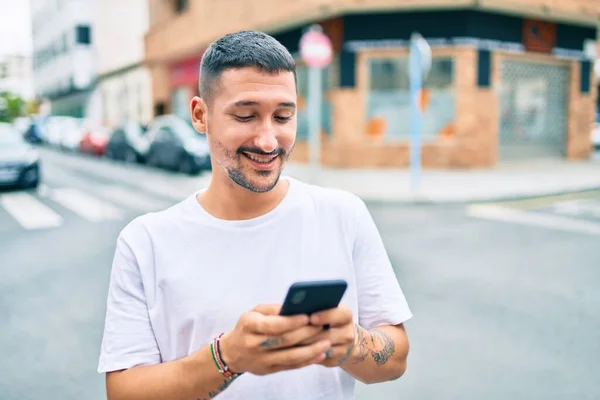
[219,304,330,376]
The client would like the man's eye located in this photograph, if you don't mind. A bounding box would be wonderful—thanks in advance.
[234,115,254,122]
[275,116,292,122]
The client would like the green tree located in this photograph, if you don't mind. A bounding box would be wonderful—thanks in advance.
[0,92,25,123]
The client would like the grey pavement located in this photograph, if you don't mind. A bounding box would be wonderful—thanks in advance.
[283,153,600,204]
[1,148,599,399]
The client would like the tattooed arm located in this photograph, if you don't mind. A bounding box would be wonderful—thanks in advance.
[340,324,409,384]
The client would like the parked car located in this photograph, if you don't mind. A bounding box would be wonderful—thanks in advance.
[144,115,211,175]
[592,112,600,150]
[0,122,41,189]
[44,116,71,147]
[105,122,149,163]
[23,116,48,144]
[58,117,85,151]
[12,117,32,136]
[79,121,112,156]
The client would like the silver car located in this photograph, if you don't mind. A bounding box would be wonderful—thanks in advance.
[0,123,41,189]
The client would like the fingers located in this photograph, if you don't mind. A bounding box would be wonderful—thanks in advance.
[252,304,282,316]
[264,339,331,368]
[244,311,310,336]
[298,325,355,347]
[310,305,353,327]
[257,325,324,350]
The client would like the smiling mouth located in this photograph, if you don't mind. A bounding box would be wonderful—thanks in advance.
[242,152,279,164]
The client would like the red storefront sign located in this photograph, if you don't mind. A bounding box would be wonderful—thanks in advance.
[522,18,556,54]
[170,53,204,88]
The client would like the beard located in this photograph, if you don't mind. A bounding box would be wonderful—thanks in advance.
[213,141,294,193]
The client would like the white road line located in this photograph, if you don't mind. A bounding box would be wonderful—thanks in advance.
[466,204,600,236]
[0,192,63,230]
[37,183,51,198]
[98,185,172,212]
[553,199,600,218]
[49,188,124,222]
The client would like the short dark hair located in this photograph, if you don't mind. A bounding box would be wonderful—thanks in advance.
[199,30,296,105]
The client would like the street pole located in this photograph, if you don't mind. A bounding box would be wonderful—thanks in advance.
[299,24,332,185]
[308,66,321,184]
[409,35,423,194]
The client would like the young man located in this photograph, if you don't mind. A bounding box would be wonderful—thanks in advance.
[98,30,412,400]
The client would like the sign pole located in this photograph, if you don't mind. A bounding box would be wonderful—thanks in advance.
[409,36,423,193]
[299,24,333,185]
[408,33,431,194]
[308,66,322,184]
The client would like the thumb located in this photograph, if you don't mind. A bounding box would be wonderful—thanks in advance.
[252,303,282,316]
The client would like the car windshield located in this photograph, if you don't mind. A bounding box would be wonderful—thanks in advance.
[0,124,25,147]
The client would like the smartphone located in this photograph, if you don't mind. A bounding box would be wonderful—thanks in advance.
[279,279,348,316]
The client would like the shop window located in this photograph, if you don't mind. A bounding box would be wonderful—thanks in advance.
[366,56,455,140]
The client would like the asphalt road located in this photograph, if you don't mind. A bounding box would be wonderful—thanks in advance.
[1,148,599,400]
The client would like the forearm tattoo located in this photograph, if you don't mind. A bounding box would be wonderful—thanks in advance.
[350,324,396,366]
[197,377,235,400]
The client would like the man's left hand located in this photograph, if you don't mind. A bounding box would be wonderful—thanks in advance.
[299,304,357,367]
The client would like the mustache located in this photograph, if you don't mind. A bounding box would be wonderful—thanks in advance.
[237,146,285,157]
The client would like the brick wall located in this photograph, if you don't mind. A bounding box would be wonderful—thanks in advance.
[292,46,500,169]
[145,0,599,64]
[566,61,598,160]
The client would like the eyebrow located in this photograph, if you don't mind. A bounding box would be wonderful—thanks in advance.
[232,100,296,108]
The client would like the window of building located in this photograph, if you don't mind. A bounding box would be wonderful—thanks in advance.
[365,55,455,140]
[175,0,188,13]
[75,25,91,45]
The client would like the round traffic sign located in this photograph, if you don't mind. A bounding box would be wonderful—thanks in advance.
[299,26,333,69]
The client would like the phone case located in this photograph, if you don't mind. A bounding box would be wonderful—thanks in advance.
[279,279,348,316]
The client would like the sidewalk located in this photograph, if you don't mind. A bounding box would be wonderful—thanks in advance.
[281,155,600,204]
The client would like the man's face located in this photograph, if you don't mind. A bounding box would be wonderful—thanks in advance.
[191,67,297,193]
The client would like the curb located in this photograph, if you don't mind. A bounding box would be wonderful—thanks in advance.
[358,186,600,206]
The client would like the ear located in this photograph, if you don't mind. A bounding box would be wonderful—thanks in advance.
[190,96,208,135]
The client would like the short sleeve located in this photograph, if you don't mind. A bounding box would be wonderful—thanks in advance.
[352,197,413,330]
[97,229,161,373]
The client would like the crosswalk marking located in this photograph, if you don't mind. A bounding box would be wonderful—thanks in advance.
[553,199,600,218]
[49,188,124,222]
[0,192,64,230]
[98,185,171,213]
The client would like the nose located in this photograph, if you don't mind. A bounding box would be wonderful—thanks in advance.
[253,120,278,153]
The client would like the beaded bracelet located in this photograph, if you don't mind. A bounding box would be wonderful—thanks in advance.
[210,333,242,380]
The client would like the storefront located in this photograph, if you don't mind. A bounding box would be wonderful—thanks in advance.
[271,11,597,168]
[168,54,203,121]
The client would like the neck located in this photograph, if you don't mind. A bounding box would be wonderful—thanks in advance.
[198,174,289,221]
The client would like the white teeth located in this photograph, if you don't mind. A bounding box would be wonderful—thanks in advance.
[244,153,276,163]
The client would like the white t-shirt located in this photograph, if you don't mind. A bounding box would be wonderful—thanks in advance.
[98,177,412,400]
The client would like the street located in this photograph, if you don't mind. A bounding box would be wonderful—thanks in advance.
[1,148,600,400]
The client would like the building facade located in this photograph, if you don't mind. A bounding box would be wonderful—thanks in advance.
[93,0,153,126]
[30,0,96,118]
[144,0,599,168]
[0,54,34,100]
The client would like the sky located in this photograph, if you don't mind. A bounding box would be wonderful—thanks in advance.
[0,0,32,56]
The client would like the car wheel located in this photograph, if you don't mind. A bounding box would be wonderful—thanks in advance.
[21,167,40,189]
[179,155,196,175]
[124,148,137,164]
[147,151,160,168]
